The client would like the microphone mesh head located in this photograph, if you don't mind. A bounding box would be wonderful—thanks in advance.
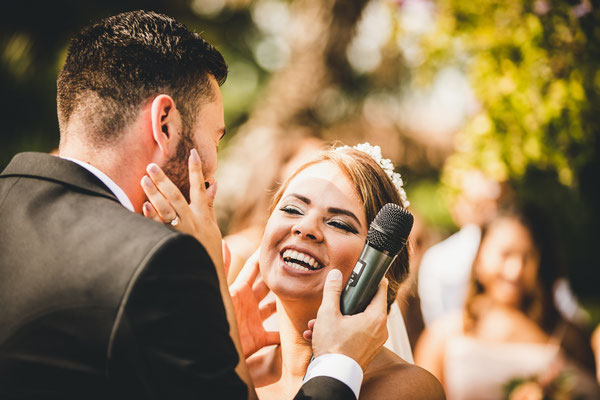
[367,203,413,255]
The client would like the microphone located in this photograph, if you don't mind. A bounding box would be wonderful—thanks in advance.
[340,203,413,315]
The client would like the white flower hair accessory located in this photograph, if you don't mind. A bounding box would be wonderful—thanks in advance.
[335,142,410,208]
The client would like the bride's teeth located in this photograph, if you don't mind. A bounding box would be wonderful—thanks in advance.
[282,249,322,270]
[286,260,310,271]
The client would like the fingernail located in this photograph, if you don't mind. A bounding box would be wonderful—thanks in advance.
[141,175,152,188]
[190,149,200,164]
[147,163,159,174]
[143,201,152,212]
[327,269,342,281]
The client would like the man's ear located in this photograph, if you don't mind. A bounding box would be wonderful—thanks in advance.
[150,94,183,159]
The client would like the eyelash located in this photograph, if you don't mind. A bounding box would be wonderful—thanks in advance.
[279,206,357,234]
[328,220,357,234]
[280,205,302,215]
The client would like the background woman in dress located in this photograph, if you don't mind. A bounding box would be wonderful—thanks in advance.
[415,204,598,399]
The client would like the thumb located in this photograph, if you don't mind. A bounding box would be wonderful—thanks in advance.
[320,269,343,315]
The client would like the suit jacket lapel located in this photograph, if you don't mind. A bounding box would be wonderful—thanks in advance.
[1,152,120,205]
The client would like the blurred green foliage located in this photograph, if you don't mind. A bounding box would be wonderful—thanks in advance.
[417,0,600,302]
[406,179,455,232]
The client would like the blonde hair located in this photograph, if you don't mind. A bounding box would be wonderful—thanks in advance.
[269,146,410,309]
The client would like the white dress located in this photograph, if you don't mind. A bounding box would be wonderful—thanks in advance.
[443,336,600,400]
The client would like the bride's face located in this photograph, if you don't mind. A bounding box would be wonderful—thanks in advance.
[259,161,368,302]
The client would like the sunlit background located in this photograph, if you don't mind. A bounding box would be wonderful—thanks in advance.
[1,0,599,316]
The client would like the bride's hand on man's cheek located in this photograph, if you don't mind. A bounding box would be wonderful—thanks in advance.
[140,149,224,269]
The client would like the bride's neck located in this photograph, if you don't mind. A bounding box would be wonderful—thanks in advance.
[276,298,319,379]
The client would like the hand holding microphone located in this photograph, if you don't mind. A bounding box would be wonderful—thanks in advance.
[310,268,390,369]
[309,203,413,370]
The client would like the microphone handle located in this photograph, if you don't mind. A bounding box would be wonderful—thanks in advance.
[307,244,396,369]
[340,244,396,315]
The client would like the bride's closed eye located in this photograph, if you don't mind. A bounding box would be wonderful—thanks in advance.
[279,205,303,215]
[327,219,358,234]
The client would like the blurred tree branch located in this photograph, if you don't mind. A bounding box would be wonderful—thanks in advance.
[217,0,371,230]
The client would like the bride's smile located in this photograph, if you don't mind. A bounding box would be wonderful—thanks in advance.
[281,247,325,272]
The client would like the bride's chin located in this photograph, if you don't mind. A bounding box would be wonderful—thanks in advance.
[269,281,323,303]
[262,259,328,301]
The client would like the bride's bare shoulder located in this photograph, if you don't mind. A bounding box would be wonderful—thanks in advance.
[361,348,446,400]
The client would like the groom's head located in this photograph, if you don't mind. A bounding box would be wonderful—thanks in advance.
[57,10,228,200]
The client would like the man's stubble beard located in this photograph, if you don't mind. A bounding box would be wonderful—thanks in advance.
[162,129,195,203]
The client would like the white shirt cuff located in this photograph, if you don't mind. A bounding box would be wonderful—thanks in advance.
[303,353,363,399]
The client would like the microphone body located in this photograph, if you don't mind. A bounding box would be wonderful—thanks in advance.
[340,203,413,315]
[340,244,396,315]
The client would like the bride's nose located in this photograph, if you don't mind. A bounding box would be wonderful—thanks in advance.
[292,215,324,242]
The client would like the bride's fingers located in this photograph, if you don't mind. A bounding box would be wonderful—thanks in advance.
[142,201,163,223]
[252,277,270,301]
[141,175,177,223]
[258,297,277,322]
[303,319,316,341]
[206,180,218,208]
[234,248,261,287]
[264,331,280,347]
[302,330,313,341]
[146,163,189,213]
[188,149,208,207]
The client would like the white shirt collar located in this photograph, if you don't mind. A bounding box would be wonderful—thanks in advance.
[62,157,135,212]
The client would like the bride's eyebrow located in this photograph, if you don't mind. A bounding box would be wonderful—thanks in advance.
[328,207,362,228]
[286,193,362,228]
[286,193,311,204]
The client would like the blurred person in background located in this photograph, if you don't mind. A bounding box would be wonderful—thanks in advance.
[418,170,504,327]
[415,204,598,399]
[143,143,445,399]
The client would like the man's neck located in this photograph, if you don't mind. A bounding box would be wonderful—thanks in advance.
[59,145,147,213]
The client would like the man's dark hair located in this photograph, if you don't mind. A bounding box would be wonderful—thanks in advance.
[57,10,227,144]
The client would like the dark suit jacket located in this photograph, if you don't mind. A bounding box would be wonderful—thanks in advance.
[0,153,355,400]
